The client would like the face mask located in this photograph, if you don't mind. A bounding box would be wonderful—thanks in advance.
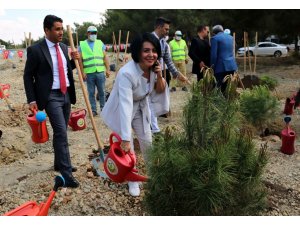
[175,36,181,41]
[89,34,97,42]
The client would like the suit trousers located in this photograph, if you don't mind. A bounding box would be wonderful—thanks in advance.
[196,71,204,82]
[130,109,152,162]
[45,90,73,179]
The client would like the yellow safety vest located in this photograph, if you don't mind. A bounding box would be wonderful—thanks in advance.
[169,39,187,61]
[80,40,105,73]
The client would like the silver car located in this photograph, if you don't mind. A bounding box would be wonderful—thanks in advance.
[237,42,288,57]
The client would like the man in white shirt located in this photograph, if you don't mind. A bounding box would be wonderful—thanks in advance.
[24,15,80,188]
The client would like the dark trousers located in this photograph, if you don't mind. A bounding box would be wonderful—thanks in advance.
[162,69,171,86]
[45,90,72,179]
[196,71,204,82]
[215,71,235,93]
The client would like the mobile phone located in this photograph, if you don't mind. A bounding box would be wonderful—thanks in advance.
[152,61,159,71]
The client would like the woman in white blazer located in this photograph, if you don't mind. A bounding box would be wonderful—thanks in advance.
[101,33,169,196]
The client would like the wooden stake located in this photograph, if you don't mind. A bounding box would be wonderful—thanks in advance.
[116,30,122,68]
[28,32,32,47]
[67,25,104,151]
[233,32,236,58]
[254,32,258,74]
[124,31,130,61]
[243,31,246,74]
[207,26,211,46]
[246,33,252,74]
[235,72,245,90]
[76,31,79,49]
[112,32,117,52]
[24,32,28,48]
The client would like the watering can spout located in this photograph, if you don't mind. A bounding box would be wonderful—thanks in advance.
[125,171,148,182]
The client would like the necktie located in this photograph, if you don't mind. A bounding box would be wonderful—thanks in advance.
[54,44,67,94]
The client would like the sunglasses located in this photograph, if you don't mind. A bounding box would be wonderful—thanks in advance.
[89,31,97,35]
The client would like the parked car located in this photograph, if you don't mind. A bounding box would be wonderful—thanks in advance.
[237,42,288,57]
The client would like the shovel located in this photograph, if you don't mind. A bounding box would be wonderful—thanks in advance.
[67,26,107,175]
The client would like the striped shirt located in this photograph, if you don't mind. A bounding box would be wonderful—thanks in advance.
[152,32,179,77]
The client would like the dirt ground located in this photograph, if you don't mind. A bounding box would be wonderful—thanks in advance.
[0,53,300,216]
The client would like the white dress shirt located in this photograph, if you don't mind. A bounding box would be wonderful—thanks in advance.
[45,38,70,89]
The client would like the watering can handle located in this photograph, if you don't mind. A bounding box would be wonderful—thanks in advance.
[31,109,37,115]
[109,132,122,146]
[71,108,87,115]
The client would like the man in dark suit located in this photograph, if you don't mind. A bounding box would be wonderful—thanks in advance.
[210,25,238,93]
[189,25,211,82]
[24,15,79,188]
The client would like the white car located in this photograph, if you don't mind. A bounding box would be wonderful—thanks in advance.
[237,42,288,57]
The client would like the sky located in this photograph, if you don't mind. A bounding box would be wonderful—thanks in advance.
[0,9,106,44]
[1,0,297,45]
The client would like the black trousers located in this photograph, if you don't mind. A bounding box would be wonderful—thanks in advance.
[215,71,235,93]
[196,71,204,82]
[162,69,171,86]
[45,90,73,179]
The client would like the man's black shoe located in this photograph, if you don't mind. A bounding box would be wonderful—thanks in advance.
[64,176,80,188]
[54,166,78,172]
[159,114,168,118]
[92,111,98,117]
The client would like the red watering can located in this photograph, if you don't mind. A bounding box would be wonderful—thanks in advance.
[283,97,295,115]
[281,116,296,155]
[0,84,10,99]
[68,109,87,131]
[3,50,9,59]
[104,132,148,183]
[3,176,65,216]
[27,110,49,143]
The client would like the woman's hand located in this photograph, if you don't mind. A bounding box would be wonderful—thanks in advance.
[177,72,191,85]
[152,61,162,76]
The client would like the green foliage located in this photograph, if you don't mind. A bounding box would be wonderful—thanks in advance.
[240,85,279,132]
[259,75,278,90]
[145,76,268,215]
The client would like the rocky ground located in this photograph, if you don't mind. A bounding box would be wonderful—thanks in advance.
[0,54,300,216]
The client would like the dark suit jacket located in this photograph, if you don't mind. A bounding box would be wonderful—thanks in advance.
[188,36,210,74]
[210,32,237,74]
[24,39,76,110]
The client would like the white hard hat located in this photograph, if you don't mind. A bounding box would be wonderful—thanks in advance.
[175,30,182,36]
[87,26,97,32]
[224,29,231,35]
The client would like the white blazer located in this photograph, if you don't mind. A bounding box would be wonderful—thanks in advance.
[101,60,169,141]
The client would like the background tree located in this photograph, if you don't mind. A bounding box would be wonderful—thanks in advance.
[4,10,299,49]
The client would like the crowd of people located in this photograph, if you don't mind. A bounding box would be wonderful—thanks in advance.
[23,14,237,197]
